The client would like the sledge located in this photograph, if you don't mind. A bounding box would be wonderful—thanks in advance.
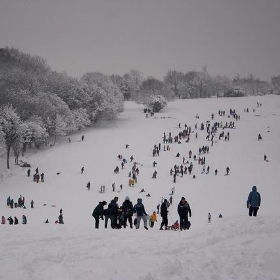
[19,160,31,167]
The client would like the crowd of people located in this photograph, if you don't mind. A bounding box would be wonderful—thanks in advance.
[92,195,192,231]
[2,102,264,228]
[90,102,264,230]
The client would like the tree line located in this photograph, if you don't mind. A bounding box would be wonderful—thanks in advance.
[0,47,279,168]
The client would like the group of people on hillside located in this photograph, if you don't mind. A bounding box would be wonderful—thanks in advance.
[6,195,28,209]
[162,110,237,185]
[1,215,27,225]
[27,167,45,183]
[92,196,192,231]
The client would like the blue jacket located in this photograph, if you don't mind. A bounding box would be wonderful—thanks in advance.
[133,199,147,216]
[247,186,261,207]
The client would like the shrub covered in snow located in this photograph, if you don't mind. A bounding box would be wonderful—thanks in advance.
[147,95,167,112]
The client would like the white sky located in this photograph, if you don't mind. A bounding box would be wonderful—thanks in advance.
[1,0,280,80]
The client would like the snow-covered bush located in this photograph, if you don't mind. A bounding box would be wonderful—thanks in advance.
[147,95,167,112]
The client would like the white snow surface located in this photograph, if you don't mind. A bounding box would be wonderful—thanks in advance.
[1,95,280,280]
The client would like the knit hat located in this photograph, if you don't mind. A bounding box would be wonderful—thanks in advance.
[125,196,130,201]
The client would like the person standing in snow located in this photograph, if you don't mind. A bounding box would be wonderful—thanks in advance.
[247,186,261,217]
[40,173,44,182]
[92,201,107,228]
[133,198,149,230]
[1,216,6,224]
[160,199,169,230]
[177,197,192,230]
[22,215,27,224]
[121,196,133,228]
[226,166,230,175]
[105,197,119,229]
[7,216,13,225]
[149,211,157,228]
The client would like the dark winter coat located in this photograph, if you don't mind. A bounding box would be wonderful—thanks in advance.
[122,200,133,217]
[7,216,13,225]
[133,199,147,216]
[177,200,192,218]
[107,200,118,216]
[247,186,261,207]
[160,201,168,217]
[92,202,106,218]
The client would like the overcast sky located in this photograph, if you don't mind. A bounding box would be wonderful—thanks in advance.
[1,0,280,81]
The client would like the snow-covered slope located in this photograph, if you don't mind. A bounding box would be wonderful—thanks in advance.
[0,95,280,280]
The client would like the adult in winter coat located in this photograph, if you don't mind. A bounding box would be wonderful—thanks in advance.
[105,197,119,229]
[1,216,6,224]
[92,201,107,228]
[133,198,148,230]
[160,199,169,230]
[22,215,27,224]
[247,186,261,217]
[121,196,133,228]
[58,213,64,224]
[7,216,13,225]
[177,197,192,230]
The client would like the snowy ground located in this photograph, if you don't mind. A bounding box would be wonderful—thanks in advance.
[0,95,280,280]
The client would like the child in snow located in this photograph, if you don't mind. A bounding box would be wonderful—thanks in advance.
[149,211,157,228]
[171,220,179,230]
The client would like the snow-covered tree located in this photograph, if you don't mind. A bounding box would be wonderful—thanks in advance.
[164,70,185,98]
[42,71,91,110]
[138,77,173,104]
[21,117,49,151]
[271,75,280,95]
[80,72,124,120]
[122,69,143,100]
[72,108,91,130]
[0,125,5,157]
[0,104,22,169]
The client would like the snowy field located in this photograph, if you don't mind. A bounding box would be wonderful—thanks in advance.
[0,95,280,280]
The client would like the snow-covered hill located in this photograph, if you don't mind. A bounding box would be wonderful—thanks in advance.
[1,95,280,280]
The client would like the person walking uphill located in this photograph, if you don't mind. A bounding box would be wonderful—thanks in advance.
[105,197,119,229]
[177,197,192,230]
[121,196,133,228]
[133,198,149,230]
[92,201,107,228]
[160,199,169,230]
[247,186,261,217]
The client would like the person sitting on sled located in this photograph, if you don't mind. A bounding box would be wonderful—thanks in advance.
[171,220,179,230]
